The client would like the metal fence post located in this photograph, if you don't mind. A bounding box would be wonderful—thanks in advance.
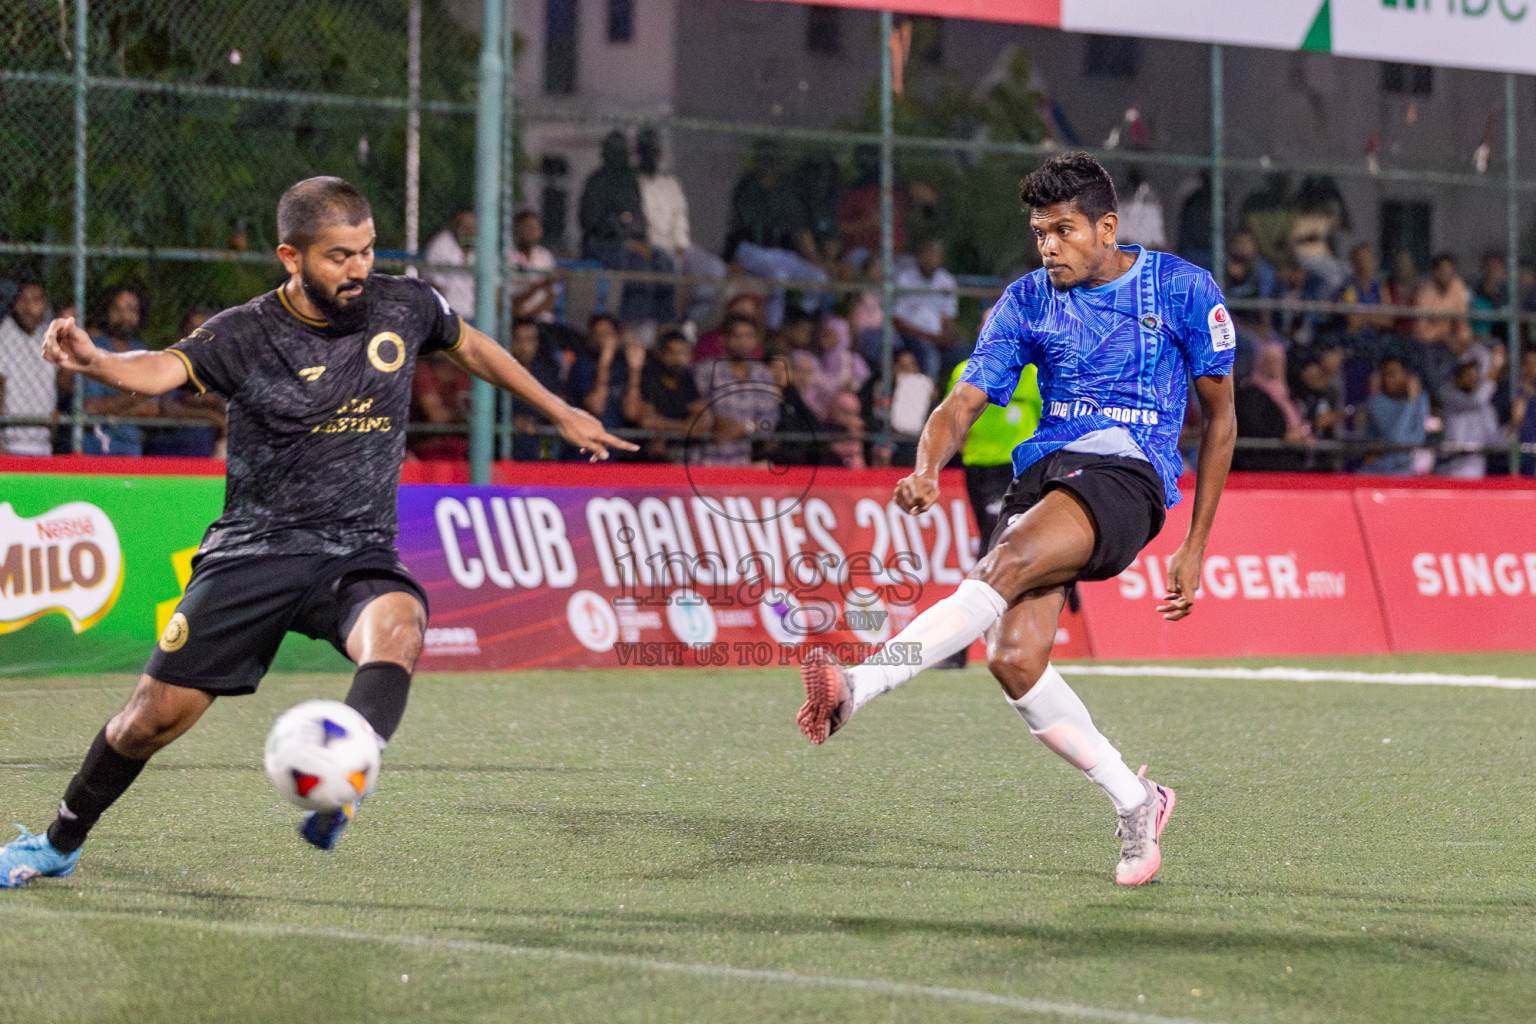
[1505,72,1520,476]
[1210,43,1225,289]
[877,9,896,453]
[498,0,517,462]
[71,0,88,453]
[405,0,422,269]
[471,0,506,485]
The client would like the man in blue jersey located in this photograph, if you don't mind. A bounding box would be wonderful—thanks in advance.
[798,153,1236,886]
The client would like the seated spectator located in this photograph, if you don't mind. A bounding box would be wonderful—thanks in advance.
[621,328,709,462]
[0,277,56,456]
[692,313,780,465]
[579,130,674,326]
[1415,252,1474,351]
[566,313,632,436]
[769,307,817,359]
[425,210,477,320]
[1385,249,1421,340]
[1291,347,1349,441]
[1275,253,1331,348]
[144,307,226,457]
[1222,229,1277,304]
[792,150,843,267]
[892,238,960,379]
[764,352,827,467]
[1232,341,1308,471]
[636,128,725,326]
[410,350,472,462]
[510,210,558,324]
[1356,355,1428,476]
[693,292,766,363]
[82,286,158,456]
[1338,244,1394,360]
[801,317,870,421]
[1437,359,1500,479]
[508,318,566,461]
[1469,250,1509,342]
[849,253,887,368]
[725,139,826,328]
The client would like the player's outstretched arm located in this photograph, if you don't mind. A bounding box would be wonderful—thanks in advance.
[1159,373,1236,622]
[40,316,188,397]
[893,381,989,515]
[448,324,640,461]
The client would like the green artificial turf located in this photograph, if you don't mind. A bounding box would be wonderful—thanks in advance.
[0,655,1533,1023]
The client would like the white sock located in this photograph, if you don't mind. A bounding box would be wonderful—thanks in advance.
[847,579,1008,711]
[1008,664,1147,814]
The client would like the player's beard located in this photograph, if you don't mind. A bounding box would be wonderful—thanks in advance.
[300,267,372,333]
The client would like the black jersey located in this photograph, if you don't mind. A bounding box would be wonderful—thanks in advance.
[170,274,464,559]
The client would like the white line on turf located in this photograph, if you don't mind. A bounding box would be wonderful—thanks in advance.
[0,904,1219,1024]
[0,686,125,698]
[1057,665,1536,690]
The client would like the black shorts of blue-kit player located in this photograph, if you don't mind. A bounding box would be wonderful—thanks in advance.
[987,451,1168,583]
[144,545,430,696]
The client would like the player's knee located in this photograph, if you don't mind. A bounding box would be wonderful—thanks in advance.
[987,642,1048,700]
[106,690,196,757]
[373,600,426,661]
[972,544,1045,602]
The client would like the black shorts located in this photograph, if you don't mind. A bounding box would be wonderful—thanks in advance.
[145,546,428,696]
[988,451,1168,583]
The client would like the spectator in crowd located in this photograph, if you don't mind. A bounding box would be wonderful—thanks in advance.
[566,313,632,436]
[1469,250,1509,342]
[1385,249,1421,340]
[144,307,227,457]
[1437,357,1501,479]
[801,317,869,421]
[82,286,159,456]
[1223,229,1277,303]
[424,210,477,320]
[1338,244,1394,359]
[837,145,933,275]
[849,253,887,368]
[1230,305,1286,383]
[635,128,726,326]
[892,238,960,379]
[1232,341,1308,471]
[508,318,566,461]
[1357,355,1429,476]
[510,210,558,324]
[765,351,829,467]
[409,350,473,462]
[1291,347,1349,442]
[692,313,780,465]
[694,292,766,363]
[769,307,817,359]
[0,278,56,456]
[1289,175,1350,295]
[579,130,674,326]
[621,328,709,462]
[1116,168,1166,250]
[792,150,844,268]
[1414,253,1479,395]
[725,140,826,328]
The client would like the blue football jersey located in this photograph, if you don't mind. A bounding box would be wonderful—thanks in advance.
[958,246,1234,508]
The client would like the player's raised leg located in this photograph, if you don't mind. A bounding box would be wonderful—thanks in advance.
[799,487,1088,743]
[987,581,1174,886]
[0,676,214,887]
[299,588,426,851]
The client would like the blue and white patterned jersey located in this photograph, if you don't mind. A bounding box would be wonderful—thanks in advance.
[959,246,1234,508]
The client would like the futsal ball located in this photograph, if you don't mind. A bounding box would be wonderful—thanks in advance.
[264,700,381,811]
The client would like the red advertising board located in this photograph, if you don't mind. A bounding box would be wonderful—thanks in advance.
[1074,490,1390,659]
[400,464,984,670]
[1353,488,1536,653]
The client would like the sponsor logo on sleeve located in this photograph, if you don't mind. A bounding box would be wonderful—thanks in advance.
[1208,304,1236,352]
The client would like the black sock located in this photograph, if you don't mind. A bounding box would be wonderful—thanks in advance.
[47,728,149,853]
[344,662,412,742]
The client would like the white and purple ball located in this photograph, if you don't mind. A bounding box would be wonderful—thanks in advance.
[264,700,381,811]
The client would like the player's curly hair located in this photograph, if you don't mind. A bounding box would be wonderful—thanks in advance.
[1018,152,1118,224]
[277,176,373,250]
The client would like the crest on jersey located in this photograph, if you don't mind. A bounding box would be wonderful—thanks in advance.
[297,366,326,383]
[1139,313,1161,331]
[367,332,406,373]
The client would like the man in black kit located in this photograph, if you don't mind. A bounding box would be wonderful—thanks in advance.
[0,177,635,885]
